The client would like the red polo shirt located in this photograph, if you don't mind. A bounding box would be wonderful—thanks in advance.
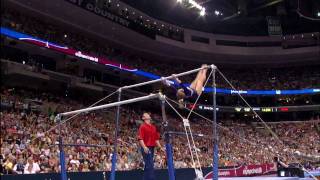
[138,123,160,147]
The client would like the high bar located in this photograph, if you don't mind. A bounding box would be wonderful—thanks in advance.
[121,64,216,90]
[59,93,160,117]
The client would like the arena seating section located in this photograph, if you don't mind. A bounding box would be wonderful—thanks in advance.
[1,7,320,176]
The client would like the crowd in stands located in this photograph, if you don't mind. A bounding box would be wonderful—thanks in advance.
[1,87,319,175]
[1,3,320,177]
[2,8,320,91]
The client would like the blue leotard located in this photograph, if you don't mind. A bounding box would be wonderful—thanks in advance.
[167,80,198,99]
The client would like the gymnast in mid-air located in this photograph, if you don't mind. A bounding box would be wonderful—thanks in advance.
[162,64,209,106]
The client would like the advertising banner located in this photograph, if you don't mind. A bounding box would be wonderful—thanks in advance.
[204,163,276,179]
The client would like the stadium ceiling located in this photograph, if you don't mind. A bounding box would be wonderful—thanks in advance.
[117,0,320,35]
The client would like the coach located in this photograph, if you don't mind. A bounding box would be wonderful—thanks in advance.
[138,112,163,180]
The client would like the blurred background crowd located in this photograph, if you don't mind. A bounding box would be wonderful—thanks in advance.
[1,3,319,177]
[1,87,319,174]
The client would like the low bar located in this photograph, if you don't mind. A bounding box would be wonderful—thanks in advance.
[59,93,160,117]
[62,144,111,148]
[122,64,215,90]
[164,131,207,138]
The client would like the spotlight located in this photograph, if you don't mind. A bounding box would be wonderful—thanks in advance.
[200,8,206,16]
[189,0,202,10]
[214,10,220,16]
[317,12,320,17]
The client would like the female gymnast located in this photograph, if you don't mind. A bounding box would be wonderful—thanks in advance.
[163,64,208,107]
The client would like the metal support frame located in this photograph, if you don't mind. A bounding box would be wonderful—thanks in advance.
[58,118,67,180]
[57,93,160,180]
[110,88,122,180]
[160,95,175,180]
[212,68,219,180]
[56,65,217,180]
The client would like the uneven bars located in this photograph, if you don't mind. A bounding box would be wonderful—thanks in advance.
[59,93,160,117]
[164,131,208,138]
[121,64,216,90]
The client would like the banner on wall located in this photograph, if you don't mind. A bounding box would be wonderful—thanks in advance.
[1,27,320,96]
[204,163,276,178]
[65,0,130,27]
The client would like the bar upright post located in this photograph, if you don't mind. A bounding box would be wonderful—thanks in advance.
[110,88,122,180]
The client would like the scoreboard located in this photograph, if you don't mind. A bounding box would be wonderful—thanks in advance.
[193,104,320,113]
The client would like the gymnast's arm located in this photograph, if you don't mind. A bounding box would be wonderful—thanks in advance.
[162,75,182,90]
[171,74,182,84]
[139,139,149,153]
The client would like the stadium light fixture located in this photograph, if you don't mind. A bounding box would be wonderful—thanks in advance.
[200,8,206,16]
[178,0,206,16]
[189,0,203,10]
[317,12,320,17]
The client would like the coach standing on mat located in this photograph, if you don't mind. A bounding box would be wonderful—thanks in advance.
[138,112,163,180]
